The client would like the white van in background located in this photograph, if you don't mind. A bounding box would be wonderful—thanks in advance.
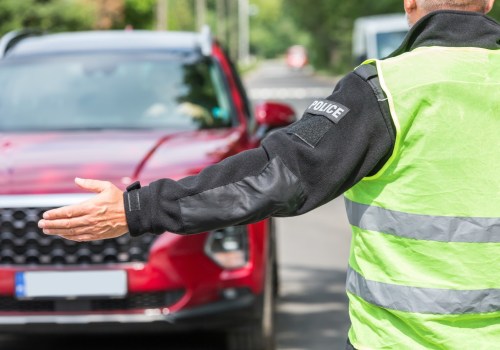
[352,13,409,65]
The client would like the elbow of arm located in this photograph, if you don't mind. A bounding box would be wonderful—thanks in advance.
[179,156,306,233]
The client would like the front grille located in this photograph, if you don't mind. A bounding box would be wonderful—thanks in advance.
[0,207,157,266]
[0,291,185,312]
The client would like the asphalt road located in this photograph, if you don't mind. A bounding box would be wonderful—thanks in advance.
[0,59,352,350]
[246,60,352,350]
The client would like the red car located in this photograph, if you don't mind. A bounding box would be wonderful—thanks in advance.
[0,27,295,350]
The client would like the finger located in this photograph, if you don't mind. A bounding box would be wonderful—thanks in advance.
[42,203,90,220]
[38,216,89,230]
[75,178,111,193]
[42,226,88,237]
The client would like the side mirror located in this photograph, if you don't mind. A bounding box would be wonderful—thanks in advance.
[255,102,296,128]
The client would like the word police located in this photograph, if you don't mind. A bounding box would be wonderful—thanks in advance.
[306,99,350,123]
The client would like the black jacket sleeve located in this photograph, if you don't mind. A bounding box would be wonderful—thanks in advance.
[124,69,395,236]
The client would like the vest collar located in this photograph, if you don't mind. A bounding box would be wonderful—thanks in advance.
[390,10,500,57]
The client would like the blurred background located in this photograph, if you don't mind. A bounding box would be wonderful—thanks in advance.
[3,0,499,75]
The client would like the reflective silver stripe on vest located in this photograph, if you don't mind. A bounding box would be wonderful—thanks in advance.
[345,198,500,243]
[346,267,500,314]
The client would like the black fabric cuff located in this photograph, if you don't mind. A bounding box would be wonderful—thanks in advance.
[124,184,153,237]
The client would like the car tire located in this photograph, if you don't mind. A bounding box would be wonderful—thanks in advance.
[226,223,277,350]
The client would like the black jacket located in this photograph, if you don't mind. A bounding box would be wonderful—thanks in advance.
[124,10,500,237]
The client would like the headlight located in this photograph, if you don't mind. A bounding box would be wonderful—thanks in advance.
[204,226,249,269]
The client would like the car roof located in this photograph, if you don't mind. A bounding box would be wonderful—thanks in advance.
[2,29,210,59]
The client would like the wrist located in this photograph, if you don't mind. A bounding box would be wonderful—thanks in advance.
[123,181,153,237]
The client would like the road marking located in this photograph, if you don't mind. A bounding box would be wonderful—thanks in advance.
[249,87,333,100]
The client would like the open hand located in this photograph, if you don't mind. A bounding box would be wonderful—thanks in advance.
[38,178,129,241]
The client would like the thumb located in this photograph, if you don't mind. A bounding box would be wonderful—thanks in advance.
[75,178,110,193]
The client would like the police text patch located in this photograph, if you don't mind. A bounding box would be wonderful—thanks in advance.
[305,99,350,124]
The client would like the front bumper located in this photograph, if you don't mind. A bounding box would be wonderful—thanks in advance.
[0,292,263,334]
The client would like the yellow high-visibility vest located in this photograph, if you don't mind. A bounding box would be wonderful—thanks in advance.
[344,46,500,349]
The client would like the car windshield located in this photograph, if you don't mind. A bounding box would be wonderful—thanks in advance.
[0,53,234,131]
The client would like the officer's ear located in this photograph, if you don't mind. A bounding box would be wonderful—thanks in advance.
[404,0,418,23]
[404,0,417,14]
[484,0,495,14]
[404,0,428,26]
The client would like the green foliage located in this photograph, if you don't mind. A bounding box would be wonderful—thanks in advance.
[249,0,309,58]
[122,0,156,29]
[286,0,500,74]
[167,0,195,31]
[0,0,94,35]
[3,0,499,71]
[286,0,404,73]
[488,5,500,22]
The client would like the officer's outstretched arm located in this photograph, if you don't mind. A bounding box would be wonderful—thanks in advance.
[40,70,394,240]
[124,70,394,237]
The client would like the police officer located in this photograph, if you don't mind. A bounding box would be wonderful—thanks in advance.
[39,0,500,348]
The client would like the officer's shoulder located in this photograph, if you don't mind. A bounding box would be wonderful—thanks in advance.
[352,62,379,82]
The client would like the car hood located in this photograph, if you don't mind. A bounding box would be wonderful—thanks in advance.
[0,129,243,195]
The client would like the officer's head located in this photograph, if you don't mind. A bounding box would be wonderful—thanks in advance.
[404,0,495,25]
